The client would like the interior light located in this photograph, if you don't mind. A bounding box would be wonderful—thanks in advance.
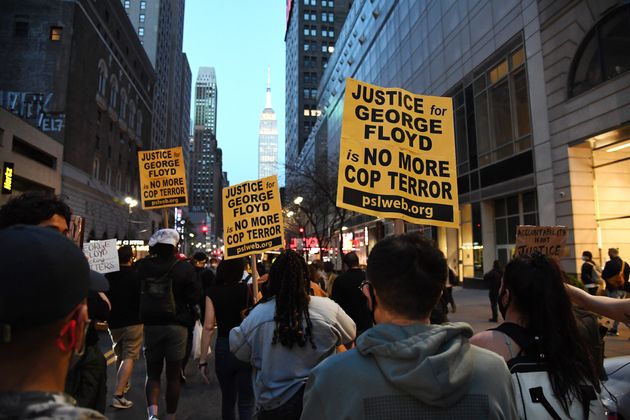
[606,141,630,153]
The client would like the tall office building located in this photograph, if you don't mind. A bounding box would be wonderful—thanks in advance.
[194,67,218,134]
[189,67,225,242]
[284,0,351,168]
[258,68,278,178]
[122,0,190,151]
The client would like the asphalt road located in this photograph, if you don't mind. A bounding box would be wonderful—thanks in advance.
[99,287,629,419]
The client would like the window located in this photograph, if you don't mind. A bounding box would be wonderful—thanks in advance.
[116,172,122,191]
[304,27,310,36]
[304,13,310,21]
[569,5,630,96]
[119,89,127,121]
[97,59,108,95]
[140,0,146,9]
[92,158,100,179]
[494,192,538,266]
[139,14,145,23]
[14,18,28,37]
[105,166,111,185]
[328,13,334,22]
[109,75,118,108]
[50,26,62,41]
[138,27,144,36]
[328,28,334,37]
[310,27,316,36]
[124,0,130,8]
[322,13,327,22]
[95,135,100,150]
[321,29,328,37]
[310,0,316,5]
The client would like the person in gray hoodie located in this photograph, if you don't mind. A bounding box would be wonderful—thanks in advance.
[301,233,518,420]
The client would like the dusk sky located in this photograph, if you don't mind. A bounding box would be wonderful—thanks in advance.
[183,0,287,186]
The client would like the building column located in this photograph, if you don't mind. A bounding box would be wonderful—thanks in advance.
[481,200,496,274]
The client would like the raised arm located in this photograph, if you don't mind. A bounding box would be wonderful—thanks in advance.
[566,284,630,323]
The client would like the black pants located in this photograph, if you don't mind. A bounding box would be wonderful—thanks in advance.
[65,344,107,413]
[215,337,254,420]
[258,385,305,420]
[489,291,499,321]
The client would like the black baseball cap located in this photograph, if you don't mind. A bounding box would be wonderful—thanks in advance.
[0,225,91,340]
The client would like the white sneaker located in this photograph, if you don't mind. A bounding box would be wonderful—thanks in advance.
[149,416,159,420]
[111,395,134,409]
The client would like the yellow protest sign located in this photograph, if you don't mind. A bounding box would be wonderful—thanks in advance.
[138,146,188,210]
[336,78,459,228]
[515,226,568,258]
[223,175,283,259]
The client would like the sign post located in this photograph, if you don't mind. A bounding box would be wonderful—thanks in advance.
[223,175,284,260]
[336,78,459,228]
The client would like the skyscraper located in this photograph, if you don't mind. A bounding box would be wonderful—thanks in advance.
[258,68,278,178]
[284,0,351,167]
[194,67,218,135]
[121,0,190,151]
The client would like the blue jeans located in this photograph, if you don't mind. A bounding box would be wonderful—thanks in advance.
[215,336,254,420]
[606,289,626,333]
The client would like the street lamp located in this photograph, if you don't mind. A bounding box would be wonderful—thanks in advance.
[124,196,137,239]
[286,210,295,218]
[293,196,303,205]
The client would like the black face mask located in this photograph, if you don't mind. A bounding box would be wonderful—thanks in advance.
[498,289,511,320]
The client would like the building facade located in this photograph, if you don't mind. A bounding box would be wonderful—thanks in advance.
[259,69,279,178]
[301,0,630,276]
[194,67,218,135]
[284,0,351,169]
[0,0,156,240]
[122,0,190,152]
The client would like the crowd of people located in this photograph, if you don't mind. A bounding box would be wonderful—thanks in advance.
[1,191,630,419]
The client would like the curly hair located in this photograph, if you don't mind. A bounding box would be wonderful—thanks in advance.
[267,250,315,349]
[0,191,71,228]
[503,254,599,414]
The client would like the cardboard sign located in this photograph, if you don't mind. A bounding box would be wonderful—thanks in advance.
[83,239,120,274]
[336,78,459,228]
[514,226,568,258]
[223,175,283,259]
[138,146,188,209]
[2,162,13,194]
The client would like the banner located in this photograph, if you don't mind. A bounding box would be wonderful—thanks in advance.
[83,239,120,274]
[514,226,568,258]
[138,146,188,210]
[336,78,459,228]
[2,162,13,194]
[223,175,283,259]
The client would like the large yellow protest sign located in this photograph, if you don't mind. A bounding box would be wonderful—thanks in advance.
[138,146,188,210]
[223,175,283,259]
[337,78,459,228]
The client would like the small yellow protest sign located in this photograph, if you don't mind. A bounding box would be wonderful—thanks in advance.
[138,146,188,210]
[336,78,459,228]
[223,175,283,259]
[515,226,568,258]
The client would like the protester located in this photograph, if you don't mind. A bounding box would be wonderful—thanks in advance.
[199,258,254,420]
[323,261,337,295]
[209,257,219,275]
[0,226,107,419]
[0,191,72,233]
[308,260,326,290]
[301,233,516,419]
[331,252,373,336]
[307,263,328,297]
[601,248,630,335]
[230,250,355,419]
[581,251,602,296]
[483,260,503,322]
[137,229,199,420]
[105,245,142,409]
[443,265,458,313]
[471,254,603,418]
[0,191,111,412]
[567,283,630,323]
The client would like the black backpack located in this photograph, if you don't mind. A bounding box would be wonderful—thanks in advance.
[140,259,180,320]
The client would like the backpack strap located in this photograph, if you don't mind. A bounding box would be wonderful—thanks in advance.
[490,323,537,357]
[528,387,562,420]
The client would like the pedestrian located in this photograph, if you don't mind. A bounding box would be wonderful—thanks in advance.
[581,251,603,296]
[198,258,254,420]
[471,253,604,418]
[137,229,199,420]
[442,265,457,313]
[330,252,373,336]
[308,263,328,297]
[105,245,142,409]
[323,261,337,295]
[601,248,630,336]
[230,249,355,419]
[0,190,111,412]
[309,260,326,290]
[0,225,107,419]
[483,260,503,322]
[301,233,517,420]
[208,257,219,275]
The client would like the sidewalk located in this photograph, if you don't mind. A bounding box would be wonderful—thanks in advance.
[448,287,629,358]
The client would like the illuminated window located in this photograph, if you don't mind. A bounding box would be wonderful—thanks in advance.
[138,27,144,36]
[140,0,146,9]
[139,14,145,23]
[50,26,62,41]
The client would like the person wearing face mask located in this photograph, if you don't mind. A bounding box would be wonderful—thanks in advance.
[0,225,107,419]
[471,254,604,419]
[301,233,517,420]
[580,251,603,296]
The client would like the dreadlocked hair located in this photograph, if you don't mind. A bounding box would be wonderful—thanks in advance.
[267,250,316,349]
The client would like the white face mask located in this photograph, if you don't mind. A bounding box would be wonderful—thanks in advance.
[582,256,588,261]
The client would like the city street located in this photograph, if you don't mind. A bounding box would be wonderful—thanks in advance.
[101,286,630,419]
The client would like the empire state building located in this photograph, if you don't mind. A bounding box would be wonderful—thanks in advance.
[258,68,278,178]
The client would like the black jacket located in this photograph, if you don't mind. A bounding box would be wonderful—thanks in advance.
[105,265,141,329]
[602,256,630,290]
[137,255,199,326]
[483,268,502,295]
[331,268,373,334]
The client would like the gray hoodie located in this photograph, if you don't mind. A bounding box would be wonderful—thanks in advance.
[301,322,518,420]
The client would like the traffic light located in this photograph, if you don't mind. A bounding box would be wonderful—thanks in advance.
[299,227,304,234]
[201,225,208,233]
